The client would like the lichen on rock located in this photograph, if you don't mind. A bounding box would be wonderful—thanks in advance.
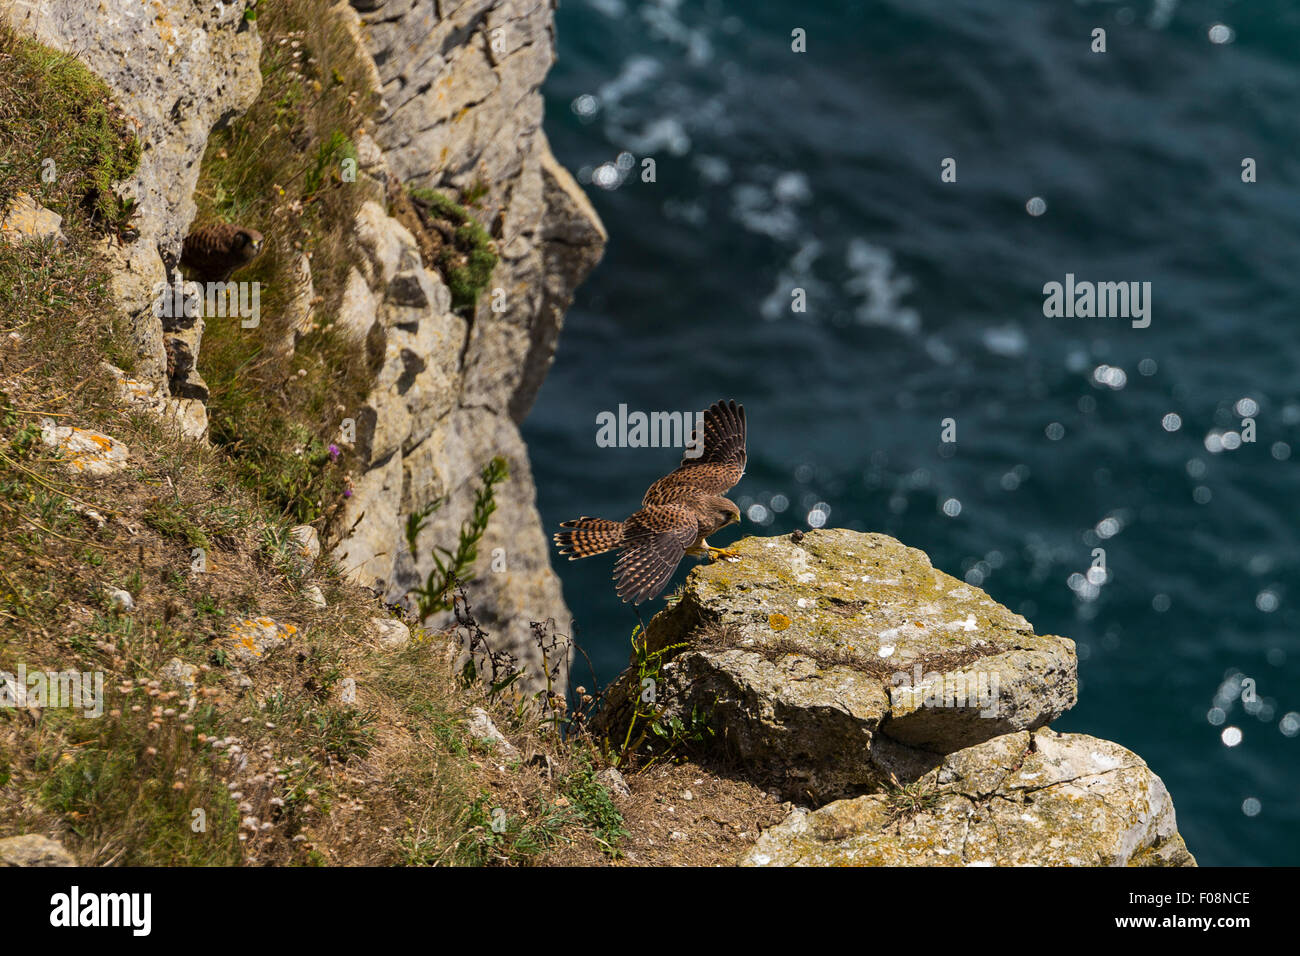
[745,729,1196,867]
[595,529,1078,801]
[592,528,1193,865]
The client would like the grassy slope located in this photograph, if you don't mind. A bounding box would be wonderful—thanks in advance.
[193,2,378,526]
[0,13,642,867]
[0,6,783,868]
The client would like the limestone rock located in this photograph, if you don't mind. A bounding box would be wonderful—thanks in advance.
[337,266,382,343]
[40,424,130,476]
[224,616,296,667]
[163,397,208,441]
[592,529,1077,801]
[0,193,64,245]
[744,729,1196,867]
[101,362,207,440]
[339,677,357,706]
[0,834,75,867]
[599,767,632,801]
[330,448,403,588]
[160,657,199,692]
[352,200,415,294]
[509,141,608,422]
[334,0,608,697]
[280,250,316,350]
[163,317,208,402]
[104,587,134,612]
[287,525,321,575]
[103,362,164,412]
[99,239,169,384]
[370,617,411,649]
[327,183,565,696]
[0,0,262,257]
[3,0,263,409]
[467,706,519,759]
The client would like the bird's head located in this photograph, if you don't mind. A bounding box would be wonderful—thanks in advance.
[235,228,264,258]
[708,496,741,530]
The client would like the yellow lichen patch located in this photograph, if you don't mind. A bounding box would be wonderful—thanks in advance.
[225,616,296,666]
[768,613,791,632]
[40,424,130,475]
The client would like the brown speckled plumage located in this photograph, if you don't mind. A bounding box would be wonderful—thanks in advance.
[180,223,264,282]
[554,400,747,604]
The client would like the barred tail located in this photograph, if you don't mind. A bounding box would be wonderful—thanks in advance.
[554,517,625,559]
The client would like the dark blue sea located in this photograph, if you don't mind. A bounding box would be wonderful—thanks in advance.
[525,0,1300,866]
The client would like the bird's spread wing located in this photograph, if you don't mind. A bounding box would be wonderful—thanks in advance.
[643,400,746,504]
[613,504,700,604]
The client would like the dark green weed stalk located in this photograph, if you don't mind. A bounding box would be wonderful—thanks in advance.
[406,455,508,618]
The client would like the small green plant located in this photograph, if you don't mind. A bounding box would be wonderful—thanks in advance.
[461,177,490,207]
[407,187,498,314]
[302,129,355,198]
[608,625,713,770]
[144,501,210,551]
[406,456,508,618]
[438,791,568,866]
[883,772,941,830]
[306,705,377,762]
[195,592,222,617]
[560,752,628,857]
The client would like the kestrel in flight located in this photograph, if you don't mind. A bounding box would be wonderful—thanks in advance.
[554,400,746,604]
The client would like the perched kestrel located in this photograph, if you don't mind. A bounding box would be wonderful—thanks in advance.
[180,223,264,282]
[554,400,746,604]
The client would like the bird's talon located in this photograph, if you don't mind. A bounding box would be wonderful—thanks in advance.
[708,546,740,562]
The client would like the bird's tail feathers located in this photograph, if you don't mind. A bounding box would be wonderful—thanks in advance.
[554,517,625,559]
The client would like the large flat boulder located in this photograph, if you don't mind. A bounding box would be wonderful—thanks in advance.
[744,729,1196,867]
[593,529,1077,800]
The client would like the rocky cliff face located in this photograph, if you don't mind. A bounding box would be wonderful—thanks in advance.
[333,0,606,693]
[594,529,1196,866]
[3,0,605,693]
[0,0,262,433]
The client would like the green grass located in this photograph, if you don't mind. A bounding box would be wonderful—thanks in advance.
[559,752,628,857]
[0,28,139,230]
[193,0,381,524]
[34,704,243,866]
[0,16,643,871]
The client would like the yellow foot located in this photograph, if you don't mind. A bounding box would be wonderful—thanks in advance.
[707,546,740,562]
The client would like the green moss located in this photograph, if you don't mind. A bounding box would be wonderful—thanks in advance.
[0,27,140,230]
[408,187,499,314]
